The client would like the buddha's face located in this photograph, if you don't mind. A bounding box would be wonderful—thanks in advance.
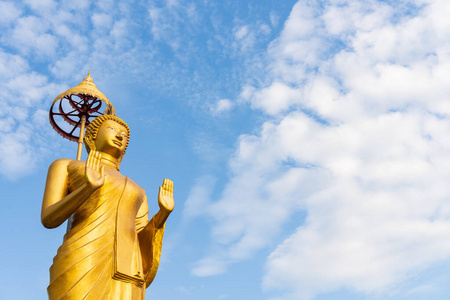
[94,120,128,158]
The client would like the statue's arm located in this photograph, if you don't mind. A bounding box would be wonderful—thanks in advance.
[137,180,174,287]
[136,178,174,231]
[135,194,150,233]
[41,153,104,229]
[137,194,165,287]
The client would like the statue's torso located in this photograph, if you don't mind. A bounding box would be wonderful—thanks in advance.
[47,160,147,299]
[66,160,144,234]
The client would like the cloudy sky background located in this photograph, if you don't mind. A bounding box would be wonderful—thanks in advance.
[2,0,450,299]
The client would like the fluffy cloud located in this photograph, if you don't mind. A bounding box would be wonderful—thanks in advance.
[0,1,22,25]
[0,50,64,179]
[0,0,151,179]
[186,0,450,299]
[250,81,300,115]
[210,99,234,115]
[1,0,272,179]
[148,1,199,51]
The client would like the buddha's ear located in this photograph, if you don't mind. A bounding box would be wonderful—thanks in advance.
[84,134,96,154]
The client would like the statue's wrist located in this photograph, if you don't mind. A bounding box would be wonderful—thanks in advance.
[84,180,101,192]
[154,209,171,228]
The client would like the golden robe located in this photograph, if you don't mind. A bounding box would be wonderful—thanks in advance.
[47,163,164,300]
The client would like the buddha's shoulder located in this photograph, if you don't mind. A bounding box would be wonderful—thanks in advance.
[49,158,85,170]
[126,177,145,194]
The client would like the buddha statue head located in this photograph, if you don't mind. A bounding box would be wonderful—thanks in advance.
[85,115,130,170]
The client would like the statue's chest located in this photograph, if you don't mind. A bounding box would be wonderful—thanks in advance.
[68,165,143,219]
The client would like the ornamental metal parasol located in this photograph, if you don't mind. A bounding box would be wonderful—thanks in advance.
[49,71,116,160]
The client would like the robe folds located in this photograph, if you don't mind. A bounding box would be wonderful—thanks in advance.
[47,164,164,300]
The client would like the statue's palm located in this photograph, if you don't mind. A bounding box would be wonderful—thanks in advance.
[85,151,105,188]
[158,179,174,212]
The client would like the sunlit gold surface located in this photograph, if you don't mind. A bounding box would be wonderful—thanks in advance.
[51,71,116,116]
[76,115,86,160]
[42,115,174,299]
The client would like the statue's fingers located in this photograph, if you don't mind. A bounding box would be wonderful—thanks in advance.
[100,165,104,178]
[91,151,95,169]
[95,151,101,171]
[92,151,97,166]
[165,180,170,193]
[86,151,93,168]
[97,152,102,171]
[169,180,174,195]
[93,151,98,171]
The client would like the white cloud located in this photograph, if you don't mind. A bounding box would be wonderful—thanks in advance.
[148,7,164,40]
[269,11,279,28]
[0,50,64,179]
[191,256,227,277]
[210,99,234,114]
[183,176,216,219]
[1,0,227,180]
[9,15,57,57]
[23,0,56,13]
[231,21,272,55]
[148,1,199,50]
[91,13,113,30]
[0,1,22,25]
[95,0,114,12]
[187,0,450,299]
[110,19,128,45]
[251,81,300,115]
[235,25,250,40]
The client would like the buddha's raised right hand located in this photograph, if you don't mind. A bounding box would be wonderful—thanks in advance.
[85,150,105,189]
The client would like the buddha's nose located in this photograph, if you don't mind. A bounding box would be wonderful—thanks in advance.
[116,133,123,141]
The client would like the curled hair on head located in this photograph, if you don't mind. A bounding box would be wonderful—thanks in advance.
[84,114,130,170]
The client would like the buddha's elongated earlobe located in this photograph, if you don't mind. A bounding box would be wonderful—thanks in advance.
[84,134,96,154]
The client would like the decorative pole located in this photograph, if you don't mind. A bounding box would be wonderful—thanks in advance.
[76,115,87,160]
[49,71,116,160]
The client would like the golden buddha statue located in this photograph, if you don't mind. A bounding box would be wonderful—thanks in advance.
[41,114,174,299]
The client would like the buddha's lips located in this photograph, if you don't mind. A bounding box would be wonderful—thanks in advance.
[113,140,122,147]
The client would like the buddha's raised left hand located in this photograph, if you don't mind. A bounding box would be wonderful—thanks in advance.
[158,178,174,214]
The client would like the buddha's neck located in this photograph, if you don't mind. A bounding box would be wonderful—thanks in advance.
[100,152,118,169]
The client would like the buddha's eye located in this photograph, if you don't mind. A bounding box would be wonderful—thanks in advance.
[107,126,116,131]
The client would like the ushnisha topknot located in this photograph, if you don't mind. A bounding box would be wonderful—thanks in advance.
[84,114,130,170]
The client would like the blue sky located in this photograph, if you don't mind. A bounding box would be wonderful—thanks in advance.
[2,0,450,299]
